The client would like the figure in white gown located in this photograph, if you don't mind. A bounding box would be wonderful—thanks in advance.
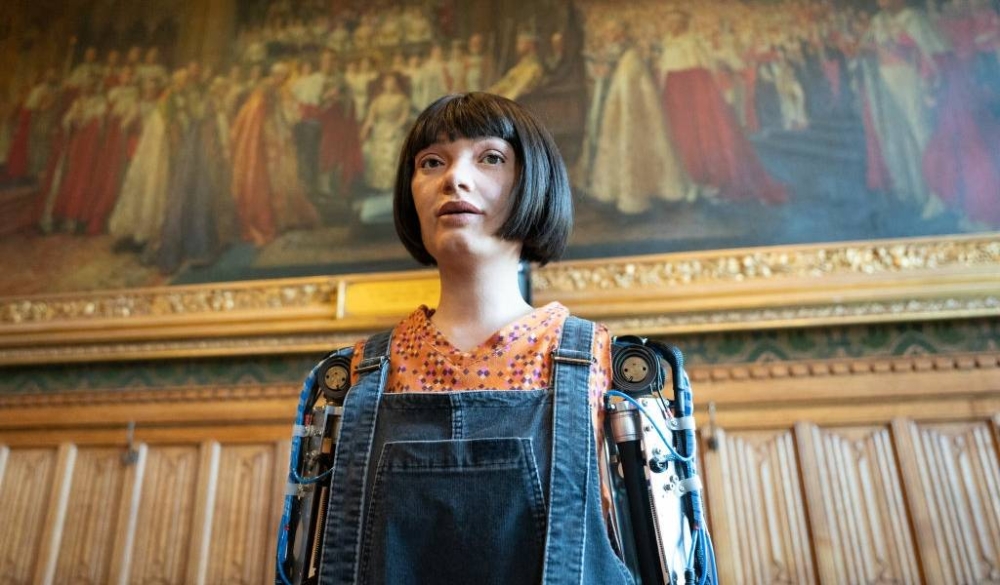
[860,0,949,216]
[580,22,691,214]
[108,75,177,248]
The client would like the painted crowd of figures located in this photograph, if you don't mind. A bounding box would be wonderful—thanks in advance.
[2,0,999,276]
[1,13,548,274]
[574,0,1000,227]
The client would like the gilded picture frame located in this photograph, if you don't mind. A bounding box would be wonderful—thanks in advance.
[2,233,997,366]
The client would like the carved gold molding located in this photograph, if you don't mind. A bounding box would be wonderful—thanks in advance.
[0,234,997,365]
[599,295,1000,334]
[0,278,338,325]
[535,236,1000,293]
[0,332,362,364]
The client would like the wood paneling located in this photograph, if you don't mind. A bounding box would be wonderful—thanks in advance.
[0,447,57,585]
[126,445,200,585]
[0,351,996,584]
[202,444,279,585]
[703,428,815,584]
[796,424,920,585]
[894,419,1000,585]
[50,448,130,585]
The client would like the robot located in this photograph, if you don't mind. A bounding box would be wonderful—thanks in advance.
[276,336,718,585]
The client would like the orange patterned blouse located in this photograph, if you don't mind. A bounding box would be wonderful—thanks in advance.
[348,301,615,513]
[349,301,611,402]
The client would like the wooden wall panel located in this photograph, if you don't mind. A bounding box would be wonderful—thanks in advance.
[0,352,994,584]
[703,428,815,584]
[126,446,201,585]
[267,441,291,584]
[50,448,130,585]
[0,447,57,585]
[202,444,279,585]
[795,423,920,585]
[895,420,1000,585]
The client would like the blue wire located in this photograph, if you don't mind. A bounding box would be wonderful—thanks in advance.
[686,529,701,570]
[293,464,335,484]
[606,390,694,463]
[276,366,323,585]
[700,528,718,585]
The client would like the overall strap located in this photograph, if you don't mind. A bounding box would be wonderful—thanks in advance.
[543,315,594,585]
[318,330,392,584]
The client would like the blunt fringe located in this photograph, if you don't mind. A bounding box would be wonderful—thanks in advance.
[393,92,572,266]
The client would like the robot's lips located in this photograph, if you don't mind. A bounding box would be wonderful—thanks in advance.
[437,201,483,216]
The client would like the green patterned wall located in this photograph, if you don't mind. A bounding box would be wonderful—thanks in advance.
[2,317,997,395]
[673,317,999,364]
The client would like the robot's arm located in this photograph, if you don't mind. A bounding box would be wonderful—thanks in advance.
[276,352,353,585]
[604,337,719,585]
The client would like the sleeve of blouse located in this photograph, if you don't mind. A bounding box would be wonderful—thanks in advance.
[589,322,614,521]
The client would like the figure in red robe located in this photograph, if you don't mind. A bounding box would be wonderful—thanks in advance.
[316,51,363,198]
[658,10,786,204]
[922,2,1000,227]
[5,70,59,180]
[46,78,107,232]
[230,62,320,246]
[4,88,32,180]
[84,67,142,234]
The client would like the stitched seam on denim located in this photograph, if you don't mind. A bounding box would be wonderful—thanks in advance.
[347,362,388,583]
[318,370,369,584]
[521,437,549,548]
[543,316,592,584]
[451,393,463,439]
[321,326,390,583]
[577,370,592,585]
[358,442,393,583]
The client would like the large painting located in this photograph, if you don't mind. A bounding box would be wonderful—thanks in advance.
[0,0,998,298]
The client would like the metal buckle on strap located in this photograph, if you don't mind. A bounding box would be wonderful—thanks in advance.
[355,355,386,374]
[552,350,594,366]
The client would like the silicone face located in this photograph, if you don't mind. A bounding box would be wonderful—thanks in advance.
[410,136,519,264]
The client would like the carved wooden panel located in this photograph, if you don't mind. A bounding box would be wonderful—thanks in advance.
[703,428,815,584]
[202,444,279,585]
[895,420,1000,584]
[50,447,130,585]
[795,423,920,584]
[0,447,57,585]
[127,446,201,585]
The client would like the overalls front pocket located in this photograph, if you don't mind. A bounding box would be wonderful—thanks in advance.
[359,437,548,585]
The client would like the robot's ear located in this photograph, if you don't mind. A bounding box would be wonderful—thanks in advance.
[317,354,353,403]
[611,339,664,396]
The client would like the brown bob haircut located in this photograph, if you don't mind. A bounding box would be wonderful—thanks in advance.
[393,92,572,266]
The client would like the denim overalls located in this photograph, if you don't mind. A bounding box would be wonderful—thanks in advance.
[317,316,634,585]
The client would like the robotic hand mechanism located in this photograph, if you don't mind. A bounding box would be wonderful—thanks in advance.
[275,337,718,585]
